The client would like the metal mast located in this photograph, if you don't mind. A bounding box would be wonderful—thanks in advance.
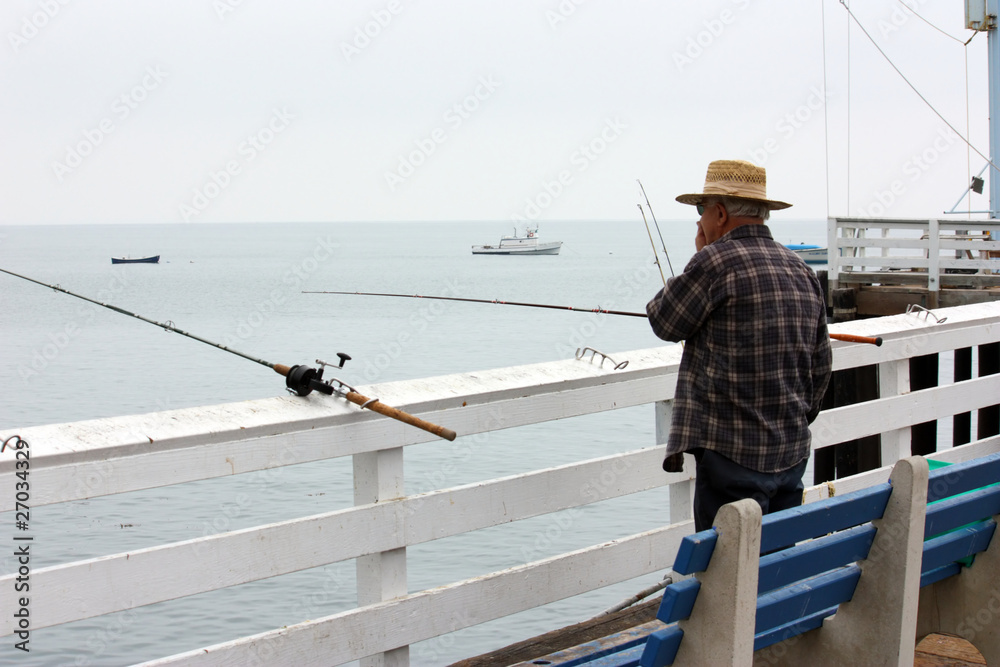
[968,0,1000,218]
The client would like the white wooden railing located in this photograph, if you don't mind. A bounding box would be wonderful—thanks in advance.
[2,302,1000,666]
[828,217,1000,293]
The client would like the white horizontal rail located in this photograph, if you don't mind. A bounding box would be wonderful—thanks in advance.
[810,373,1000,449]
[0,447,673,634]
[0,348,681,510]
[138,523,691,667]
[2,303,997,512]
[830,217,1000,282]
[834,217,1000,230]
[836,239,1000,250]
[803,435,1000,503]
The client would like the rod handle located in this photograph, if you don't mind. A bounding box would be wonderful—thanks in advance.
[346,391,457,441]
[829,333,883,346]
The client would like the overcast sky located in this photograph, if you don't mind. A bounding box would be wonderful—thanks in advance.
[0,1,993,225]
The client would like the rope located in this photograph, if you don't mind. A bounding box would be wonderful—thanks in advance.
[821,0,831,219]
[846,0,851,214]
[895,0,967,45]
[895,0,980,216]
[838,0,1000,177]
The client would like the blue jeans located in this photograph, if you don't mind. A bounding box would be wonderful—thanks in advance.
[692,448,808,532]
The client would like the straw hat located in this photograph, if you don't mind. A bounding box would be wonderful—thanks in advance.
[675,159,791,210]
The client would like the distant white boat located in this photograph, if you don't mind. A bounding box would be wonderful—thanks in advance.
[785,243,828,264]
[472,227,562,256]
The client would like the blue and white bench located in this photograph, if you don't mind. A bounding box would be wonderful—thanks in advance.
[518,452,1000,666]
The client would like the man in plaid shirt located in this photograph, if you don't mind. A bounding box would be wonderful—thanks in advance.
[646,159,832,531]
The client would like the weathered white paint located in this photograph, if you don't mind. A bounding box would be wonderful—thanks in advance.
[355,447,407,667]
[810,373,1000,450]
[0,447,669,634]
[0,348,682,510]
[878,358,911,464]
[0,303,998,665]
[135,523,691,667]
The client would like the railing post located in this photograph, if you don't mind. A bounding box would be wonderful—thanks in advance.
[656,400,693,525]
[827,217,840,296]
[879,358,911,465]
[355,447,408,667]
[928,218,940,308]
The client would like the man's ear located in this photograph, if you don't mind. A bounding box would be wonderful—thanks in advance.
[713,202,728,229]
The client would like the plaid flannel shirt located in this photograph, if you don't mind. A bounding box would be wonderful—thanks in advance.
[646,224,832,473]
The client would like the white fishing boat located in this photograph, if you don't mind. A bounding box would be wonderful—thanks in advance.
[472,226,562,255]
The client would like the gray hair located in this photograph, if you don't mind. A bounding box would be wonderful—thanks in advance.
[706,197,770,221]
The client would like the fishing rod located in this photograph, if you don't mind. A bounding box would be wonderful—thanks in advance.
[302,290,647,318]
[637,179,676,278]
[638,204,667,286]
[0,267,457,441]
[305,290,883,346]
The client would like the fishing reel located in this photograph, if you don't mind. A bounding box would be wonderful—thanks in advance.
[280,352,351,396]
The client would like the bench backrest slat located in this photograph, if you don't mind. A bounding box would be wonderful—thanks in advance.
[757,524,876,594]
[924,486,1000,538]
[754,564,861,638]
[752,604,837,652]
[637,625,683,667]
[919,562,964,588]
[670,530,717,576]
[926,452,1000,502]
[921,520,996,576]
[656,578,700,624]
[759,484,891,553]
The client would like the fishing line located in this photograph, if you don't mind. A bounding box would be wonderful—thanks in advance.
[1,267,457,441]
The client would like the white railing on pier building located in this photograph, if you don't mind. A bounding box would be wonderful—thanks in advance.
[828,217,1000,300]
[2,302,1000,666]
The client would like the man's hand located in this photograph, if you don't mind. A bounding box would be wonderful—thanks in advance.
[695,224,707,252]
[663,453,685,473]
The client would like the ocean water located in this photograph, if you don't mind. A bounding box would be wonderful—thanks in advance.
[0,219,826,666]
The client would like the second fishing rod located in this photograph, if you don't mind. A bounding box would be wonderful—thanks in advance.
[304,290,883,347]
[309,182,882,346]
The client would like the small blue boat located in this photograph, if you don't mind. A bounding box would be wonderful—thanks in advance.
[784,244,827,264]
[111,255,160,264]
